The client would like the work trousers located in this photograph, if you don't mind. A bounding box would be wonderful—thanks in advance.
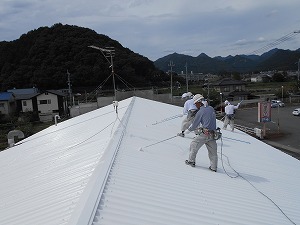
[188,133,218,171]
[181,111,196,131]
[223,115,234,131]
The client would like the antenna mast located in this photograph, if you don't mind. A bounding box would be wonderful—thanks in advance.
[88,45,116,100]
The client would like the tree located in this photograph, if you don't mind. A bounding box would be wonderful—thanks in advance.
[272,73,286,82]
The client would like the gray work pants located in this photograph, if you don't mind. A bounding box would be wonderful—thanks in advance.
[188,133,218,171]
[181,111,196,131]
[223,115,234,131]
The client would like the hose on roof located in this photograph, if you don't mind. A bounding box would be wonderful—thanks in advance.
[219,137,297,225]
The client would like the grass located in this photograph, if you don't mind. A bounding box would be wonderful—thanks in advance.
[0,121,53,151]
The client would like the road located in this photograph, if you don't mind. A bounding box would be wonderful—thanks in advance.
[232,105,300,159]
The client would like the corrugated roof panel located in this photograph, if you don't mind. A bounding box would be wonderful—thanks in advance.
[90,97,300,225]
[0,97,299,225]
[0,98,132,225]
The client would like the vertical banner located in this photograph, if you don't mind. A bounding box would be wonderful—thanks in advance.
[258,102,271,122]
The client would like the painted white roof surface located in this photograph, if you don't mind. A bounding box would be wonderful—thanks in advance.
[0,96,299,225]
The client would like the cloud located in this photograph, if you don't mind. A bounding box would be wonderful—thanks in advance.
[0,0,300,60]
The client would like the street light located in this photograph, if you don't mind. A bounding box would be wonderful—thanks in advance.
[281,86,284,101]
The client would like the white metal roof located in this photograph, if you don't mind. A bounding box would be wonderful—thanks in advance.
[0,96,299,225]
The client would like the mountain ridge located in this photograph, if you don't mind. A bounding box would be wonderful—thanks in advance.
[154,48,300,74]
[0,23,170,92]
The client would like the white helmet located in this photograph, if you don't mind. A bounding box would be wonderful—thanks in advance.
[193,94,204,104]
[186,92,193,98]
[181,93,188,98]
[224,100,230,105]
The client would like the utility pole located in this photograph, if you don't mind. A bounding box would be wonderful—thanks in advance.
[67,70,72,107]
[185,62,188,92]
[168,61,175,102]
[297,59,300,90]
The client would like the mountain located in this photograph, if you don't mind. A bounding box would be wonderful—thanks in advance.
[154,48,300,74]
[0,23,168,92]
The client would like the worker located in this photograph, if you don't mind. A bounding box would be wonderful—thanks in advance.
[184,94,218,172]
[223,100,242,131]
[177,92,202,137]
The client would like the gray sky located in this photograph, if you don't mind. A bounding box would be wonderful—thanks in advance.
[1,0,300,61]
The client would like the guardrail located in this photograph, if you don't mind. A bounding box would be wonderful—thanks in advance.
[234,124,263,139]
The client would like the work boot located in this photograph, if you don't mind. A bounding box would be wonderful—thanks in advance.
[209,166,217,172]
[177,132,185,137]
[185,160,195,167]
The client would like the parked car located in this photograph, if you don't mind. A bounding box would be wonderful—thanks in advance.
[292,108,300,116]
[271,102,278,108]
[271,100,285,107]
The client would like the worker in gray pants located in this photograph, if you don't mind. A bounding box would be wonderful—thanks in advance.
[184,94,218,172]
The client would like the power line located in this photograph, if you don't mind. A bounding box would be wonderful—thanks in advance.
[249,30,300,55]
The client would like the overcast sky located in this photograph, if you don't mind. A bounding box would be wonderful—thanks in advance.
[1,0,300,61]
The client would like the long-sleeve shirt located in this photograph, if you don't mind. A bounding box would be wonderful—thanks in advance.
[224,103,240,115]
[188,105,216,131]
[183,99,198,115]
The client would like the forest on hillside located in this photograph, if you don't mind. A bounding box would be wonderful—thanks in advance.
[0,23,176,92]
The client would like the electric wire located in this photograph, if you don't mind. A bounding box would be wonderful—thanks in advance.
[114,73,135,90]
[249,31,299,55]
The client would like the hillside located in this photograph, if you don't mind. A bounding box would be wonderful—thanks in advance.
[154,48,300,74]
[0,23,169,92]
[1,23,299,92]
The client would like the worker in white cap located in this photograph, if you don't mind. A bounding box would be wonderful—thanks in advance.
[223,100,242,131]
[177,93,201,137]
[184,94,218,172]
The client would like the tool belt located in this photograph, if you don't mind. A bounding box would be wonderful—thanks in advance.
[197,127,222,140]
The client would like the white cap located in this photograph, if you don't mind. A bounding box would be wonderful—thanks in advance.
[193,94,204,104]
[181,93,188,98]
[186,92,193,98]
[224,100,230,105]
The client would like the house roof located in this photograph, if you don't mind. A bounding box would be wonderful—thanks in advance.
[14,93,40,100]
[213,78,246,86]
[45,90,68,97]
[0,92,15,101]
[7,88,39,95]
[0,97,299,225]
[34,90,67,98]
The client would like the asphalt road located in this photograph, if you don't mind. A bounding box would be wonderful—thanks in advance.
[232,104,300,159]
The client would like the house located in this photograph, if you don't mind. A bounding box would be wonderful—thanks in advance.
[8,88,40,114]
[212,78,251,101]
[250,74,271,82]
[36,90,67,122]
[0,92,16,115]
[0,97,299,225]
[7,88,67,122]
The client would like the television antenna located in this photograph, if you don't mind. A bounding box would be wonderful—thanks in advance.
[89,45,117,100]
